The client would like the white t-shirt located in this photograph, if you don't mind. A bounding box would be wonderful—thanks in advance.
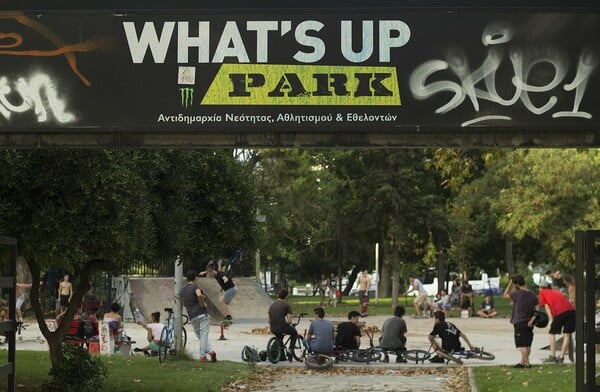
[148,323,164,340]
[412,278,427,295]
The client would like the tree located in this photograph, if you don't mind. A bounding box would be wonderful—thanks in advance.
[0,149,260,371]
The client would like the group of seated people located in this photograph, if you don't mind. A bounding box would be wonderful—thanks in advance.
[300,305,477,365]
[433,280,497,318]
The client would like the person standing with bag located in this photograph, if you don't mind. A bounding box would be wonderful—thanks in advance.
[181,270,216,363]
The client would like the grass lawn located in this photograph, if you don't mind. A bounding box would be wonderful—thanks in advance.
[0,350,593,392]
[0,351,250,392]
[287,294,514,318]
[472,364,579,392]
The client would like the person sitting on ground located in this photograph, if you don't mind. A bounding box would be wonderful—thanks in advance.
[460,280,474,314]
[335,310,362,350]
[134,311,164,355]
[428,310,475,363]
[380,305,408,363]
[435,289,451,314]
[477,295,498,318]
[450,279,461,307]
[307,307,334,354]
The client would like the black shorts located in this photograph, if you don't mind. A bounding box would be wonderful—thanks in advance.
[549,310,576,334]
[514,322,534,348]
[60,295,69,307]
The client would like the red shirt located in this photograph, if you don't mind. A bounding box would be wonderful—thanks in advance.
[539,288,574,317]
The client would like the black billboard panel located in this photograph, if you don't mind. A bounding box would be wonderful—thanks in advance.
[0,9,598,142]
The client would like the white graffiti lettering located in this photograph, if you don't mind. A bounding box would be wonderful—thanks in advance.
[409,22,598,126]
[0,74,75,123]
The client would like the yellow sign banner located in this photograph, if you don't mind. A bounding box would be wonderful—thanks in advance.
[202,64,401,106]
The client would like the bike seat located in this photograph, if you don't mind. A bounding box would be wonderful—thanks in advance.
[164,307,173,313]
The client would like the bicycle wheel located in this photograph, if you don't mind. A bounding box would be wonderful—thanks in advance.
[158,327,169,363]
[473,349,494,361]
[266,337,283,364]
[291,337,306,362]
[305,353,334,370]
[403,349,432,363]
[351,349,382,363]
[435,350,463,365]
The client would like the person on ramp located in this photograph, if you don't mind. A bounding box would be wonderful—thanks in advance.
[200,262,237,321]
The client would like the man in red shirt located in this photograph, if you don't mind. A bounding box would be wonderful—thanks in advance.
[538,280,575,364]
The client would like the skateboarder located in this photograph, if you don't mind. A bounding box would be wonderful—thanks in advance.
[199,263,237,321]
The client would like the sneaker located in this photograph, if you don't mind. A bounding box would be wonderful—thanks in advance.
[198,357,209,362]
[224,315,232,320]
[133,347,143,352]
[542,355,557,364]
[429,356,445,363]
[209,351,217,362]
[556,356,564,364]
[396,355,407,364]
[513,363,525,368]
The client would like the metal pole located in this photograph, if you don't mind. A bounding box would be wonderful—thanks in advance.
[174,255,183,352]
[375,242,379,305]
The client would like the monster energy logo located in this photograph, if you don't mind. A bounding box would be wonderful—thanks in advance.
[180,87,194,108]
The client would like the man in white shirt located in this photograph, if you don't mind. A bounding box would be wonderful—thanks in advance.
[402,275,433,317]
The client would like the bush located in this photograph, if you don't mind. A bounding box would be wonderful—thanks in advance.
[42,344,107,392]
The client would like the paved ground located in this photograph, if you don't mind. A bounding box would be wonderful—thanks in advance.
[7,313,581,391]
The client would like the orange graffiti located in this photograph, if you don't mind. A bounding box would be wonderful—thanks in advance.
[0,12,113,86]
[0,33,22,48]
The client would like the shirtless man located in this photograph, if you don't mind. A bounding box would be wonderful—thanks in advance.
[357,270,371,317]
[57,275,73,314]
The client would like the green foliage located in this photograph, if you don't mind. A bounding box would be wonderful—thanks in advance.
[42,344,107,392]
[0,350,250,392]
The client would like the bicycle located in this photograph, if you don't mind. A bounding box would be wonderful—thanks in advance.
[430,344,495,365]
[158,307,189,363]
[351,326,432,364]
[266,313,308,364]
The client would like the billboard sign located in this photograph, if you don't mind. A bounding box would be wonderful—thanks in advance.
[0,7,598,141]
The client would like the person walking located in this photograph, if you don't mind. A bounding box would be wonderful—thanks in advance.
[538,280,576,364]
[402,275,433,317]
[357,270,371,317]
[503,274,539,368]
[181,270,216,363]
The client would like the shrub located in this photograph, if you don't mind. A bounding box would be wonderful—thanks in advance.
[42,344,107,392]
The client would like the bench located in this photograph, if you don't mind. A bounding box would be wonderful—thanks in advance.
[60,319,99,349]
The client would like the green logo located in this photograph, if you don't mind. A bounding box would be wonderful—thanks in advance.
[180,87,194,108]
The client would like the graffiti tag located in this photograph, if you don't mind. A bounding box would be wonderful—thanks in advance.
[409,22,598,126]
[0,73,75,123]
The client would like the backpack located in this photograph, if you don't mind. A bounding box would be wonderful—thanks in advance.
[241,345,259,362]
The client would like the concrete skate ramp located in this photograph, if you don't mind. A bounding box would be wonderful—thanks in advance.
[127,277,272,322]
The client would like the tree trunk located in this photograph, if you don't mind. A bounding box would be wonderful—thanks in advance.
[343,265,360,296]
[26,257,112,369]
[505,235,515,275]
[390,245,400,308]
